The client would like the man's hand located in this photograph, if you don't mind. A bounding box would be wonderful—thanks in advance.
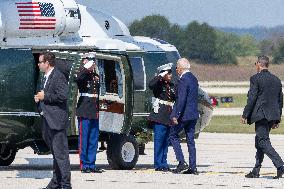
[172,117,178,125]
[272,123,279,129]
[240,117,247,124]
[35,90,45,101]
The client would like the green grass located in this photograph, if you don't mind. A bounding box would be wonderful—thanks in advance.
[210,94,247,108]
[205,116,284,134]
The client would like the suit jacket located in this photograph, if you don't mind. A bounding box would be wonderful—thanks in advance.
[243,69,283,125]
[40,68,68,130]
[74,67,100,120]
[170,72,199,122]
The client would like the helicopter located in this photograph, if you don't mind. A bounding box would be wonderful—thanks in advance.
[0,0,213,169]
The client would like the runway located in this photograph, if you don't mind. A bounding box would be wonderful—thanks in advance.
[1,133,284,189]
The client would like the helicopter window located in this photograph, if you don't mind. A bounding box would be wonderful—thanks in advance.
[97,59,123,98]
[129,57,146,91]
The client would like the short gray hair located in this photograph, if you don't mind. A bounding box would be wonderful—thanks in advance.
[257,56,269,68]
[177,58,191,70]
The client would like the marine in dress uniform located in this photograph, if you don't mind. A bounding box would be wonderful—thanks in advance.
[147,63,175,171]
[74,53,103,173]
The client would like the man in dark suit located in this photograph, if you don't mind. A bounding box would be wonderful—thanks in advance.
[34,52,72,189]
[169,58,199,174]
[242,56,284,179]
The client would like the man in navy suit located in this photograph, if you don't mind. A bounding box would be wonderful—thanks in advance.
[35,52,72,189]
[170,58,199,174]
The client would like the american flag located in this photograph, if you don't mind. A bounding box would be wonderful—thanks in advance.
[16,2,56,30]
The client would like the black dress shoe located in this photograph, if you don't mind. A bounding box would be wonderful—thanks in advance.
[155,167,170,172]
[172,161,188,174]
[44,181,60,189]
[91,168,104,173]
[245,167,260,178]
[60,187,72,189]
[273,167,284,179]
[245,171,259,178]
[81,168,91,173]
[183,168,199,175]
[162,167,171,172]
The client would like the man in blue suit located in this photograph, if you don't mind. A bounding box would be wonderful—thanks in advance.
[170,58,199,174]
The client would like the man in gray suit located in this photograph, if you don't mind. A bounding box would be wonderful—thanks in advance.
[241,56,284,179]
[35,52,72,189]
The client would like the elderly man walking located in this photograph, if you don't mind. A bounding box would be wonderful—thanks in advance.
[169,58,199,174]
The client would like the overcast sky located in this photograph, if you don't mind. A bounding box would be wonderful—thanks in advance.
[76,0,284,28]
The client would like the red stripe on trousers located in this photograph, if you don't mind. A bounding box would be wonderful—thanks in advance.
[79,117,83,170]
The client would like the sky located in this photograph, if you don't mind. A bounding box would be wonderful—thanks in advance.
[76,0,284,28]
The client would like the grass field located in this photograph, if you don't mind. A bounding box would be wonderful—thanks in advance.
[191,56,284,81]
[205,116,284,134]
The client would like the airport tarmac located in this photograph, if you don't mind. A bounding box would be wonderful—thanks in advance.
[1,133,284,189]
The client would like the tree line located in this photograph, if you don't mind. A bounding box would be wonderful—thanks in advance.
[129,15,284,64]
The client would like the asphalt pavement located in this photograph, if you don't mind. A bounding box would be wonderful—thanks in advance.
[1,133,284,189]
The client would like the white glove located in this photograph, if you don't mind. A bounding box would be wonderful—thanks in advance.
[158,70,168,77]
[84,60,94,69]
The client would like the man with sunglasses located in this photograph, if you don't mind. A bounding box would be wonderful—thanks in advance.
[242,56,284,179]
[35,52,72,189]
[148,63,175,172]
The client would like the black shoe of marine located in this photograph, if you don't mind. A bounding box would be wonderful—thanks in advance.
[81,168,91,173]
[91,168,104,173]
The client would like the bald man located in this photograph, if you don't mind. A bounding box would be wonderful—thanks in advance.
[170,58,199,174]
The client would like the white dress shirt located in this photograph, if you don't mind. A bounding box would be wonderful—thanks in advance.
[179,70,190,79]
[43,68,54,88]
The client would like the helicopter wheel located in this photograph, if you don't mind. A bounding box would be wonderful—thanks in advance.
[0,144,17,166]
[107,134,139,170]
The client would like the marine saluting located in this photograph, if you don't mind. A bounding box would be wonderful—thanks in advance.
[74,53,103,174]
[148,63,175,172]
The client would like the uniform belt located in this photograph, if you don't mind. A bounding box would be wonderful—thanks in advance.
[158,99,174,106]
[80,93,98,98]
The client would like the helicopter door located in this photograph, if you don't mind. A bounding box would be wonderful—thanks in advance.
[96,55,126,134]
[0,49,37,139]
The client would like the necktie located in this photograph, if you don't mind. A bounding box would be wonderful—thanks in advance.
[40,76,47,90]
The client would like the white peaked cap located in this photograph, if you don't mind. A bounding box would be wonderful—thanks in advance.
[82,52,96,59]
[157,63,173,73]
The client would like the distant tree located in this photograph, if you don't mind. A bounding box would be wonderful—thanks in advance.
[214,31,238,64]
[237,35,260,56]
[259,39,274,56]
[273,39,284,64]
[184,21,217,63]
[129,15,171,41]
[167,24,186,55]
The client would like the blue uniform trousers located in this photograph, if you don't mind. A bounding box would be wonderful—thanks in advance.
[154,124,170,169]
[78,117,99,170]
[169,120,197,170]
